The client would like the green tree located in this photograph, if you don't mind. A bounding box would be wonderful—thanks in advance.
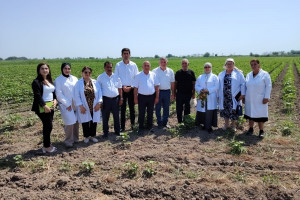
[203,52,210,57]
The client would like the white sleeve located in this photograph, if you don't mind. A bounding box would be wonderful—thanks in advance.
[170,69,175,82]
[133,75,139,88]
[74,81,83,107]
[195,76,203,93]
[95,81,103,103]
[264,73,272,99]
[207,76,219,94]
[55,78,71,107]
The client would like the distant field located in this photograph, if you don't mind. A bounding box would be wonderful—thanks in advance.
[0,56,298,105]
[1,56,300,199]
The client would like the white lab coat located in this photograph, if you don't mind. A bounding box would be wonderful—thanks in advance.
[218,69,246,110]
[195,73,219,112]
[54,75,78,125]
[74,78,103,123]
[244,69,272,118]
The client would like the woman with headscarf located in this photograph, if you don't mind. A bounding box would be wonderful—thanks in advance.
[244,59,272,138]
[54,62,79,147]
[218,58,245,131]
[74,66,102,143]
[31,63,57,153]
[195,62,219,133]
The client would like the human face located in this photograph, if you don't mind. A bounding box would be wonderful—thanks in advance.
[225,61,234,72]
[122,51,130,61]
[39,64,49,77]
[143,61,151,74]
[159,59,167,68]
[63,65,71,76]
[105,63,113,75]
[250,61,260,74]
[204,65,212,73]
[181,60,189,71]
[82,69,91,79]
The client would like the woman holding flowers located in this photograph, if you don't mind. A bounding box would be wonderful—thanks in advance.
[218,58,245,132]
[195,62,219,133]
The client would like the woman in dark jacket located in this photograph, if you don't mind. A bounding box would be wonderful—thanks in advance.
[32,63,57,153]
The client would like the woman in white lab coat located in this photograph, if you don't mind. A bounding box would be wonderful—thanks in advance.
[218,58,245,131]
[54,62,79,147]
[244,59,272,138]
[195,62,219,133]
[74,66,103,143]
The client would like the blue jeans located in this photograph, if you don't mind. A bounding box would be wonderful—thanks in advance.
[155,90,170,126]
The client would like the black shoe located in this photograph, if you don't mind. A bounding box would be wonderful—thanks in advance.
[246,127,254,135]
[120,128,125,133]
[114,132,120,136]
[259,130,264,138]
[138,129,143,135]
[149,128,155,133]
[102,133,108,138]
[207,128,213,133]
[200,125,205,130]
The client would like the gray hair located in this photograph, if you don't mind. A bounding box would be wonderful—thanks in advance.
[160,57,168,62]
[204,62,212,68]
[182,58,189,64]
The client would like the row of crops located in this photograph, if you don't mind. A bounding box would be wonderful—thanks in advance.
[282,64,297,113]
[0,57,298,105]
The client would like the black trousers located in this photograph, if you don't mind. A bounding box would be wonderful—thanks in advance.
[176,92,192,123]
[121,88,135,129]
[37,110,54,148]
[82,112,97,138]
[138,93,155,129]
[102,96,120,134]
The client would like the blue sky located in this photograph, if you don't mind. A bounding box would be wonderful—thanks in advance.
[0,0,299,59]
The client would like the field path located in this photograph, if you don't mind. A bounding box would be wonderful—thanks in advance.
[293,63,300,126]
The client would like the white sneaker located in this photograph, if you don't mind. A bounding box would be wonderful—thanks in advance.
[91,137,98,143]
[84,138,89,143]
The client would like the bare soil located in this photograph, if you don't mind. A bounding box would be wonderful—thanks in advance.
[1,66,300,199]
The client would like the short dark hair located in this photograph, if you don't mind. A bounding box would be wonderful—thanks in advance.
[81,66,92,72]
[250,59,260,64]
[121,48,130,54]
[104,61,112,67]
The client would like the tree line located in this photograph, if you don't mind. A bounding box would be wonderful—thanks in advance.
[1,50,300,61]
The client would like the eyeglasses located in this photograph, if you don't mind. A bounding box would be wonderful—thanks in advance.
[84,71,91,74]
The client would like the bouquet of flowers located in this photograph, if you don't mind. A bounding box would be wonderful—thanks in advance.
[198,90,209,108]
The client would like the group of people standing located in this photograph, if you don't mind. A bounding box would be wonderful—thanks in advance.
[31,48,272,154]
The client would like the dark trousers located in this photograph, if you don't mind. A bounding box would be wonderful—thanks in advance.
[138,93,155,129]
[37,110,54,148]
[155,89,170,126]
[176,92,192,123]
[82,112,97,138]
[121,88,135,129]
[102,96,120,134]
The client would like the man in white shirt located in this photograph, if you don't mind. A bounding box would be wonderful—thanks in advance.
[152,57,175,128]
[133,61,159,134]
[97,61,123,138]
[114,48,139,132]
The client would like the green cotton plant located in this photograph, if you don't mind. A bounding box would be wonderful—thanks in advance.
[229,139,247,155]
[81,161,95,173]
[117,132,130,142]
[142,160,158,178]
[170,114,196,137]
[123,162,139,179]
[13,155,25,168]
